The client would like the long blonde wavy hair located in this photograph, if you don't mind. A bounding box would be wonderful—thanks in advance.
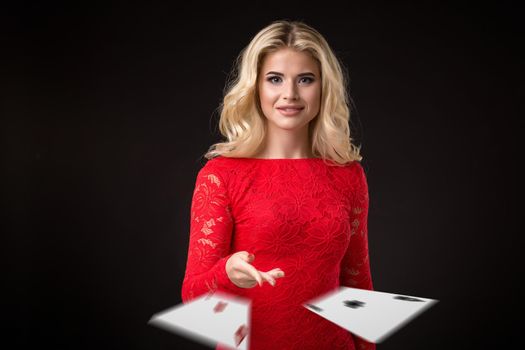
[204,20,362,166]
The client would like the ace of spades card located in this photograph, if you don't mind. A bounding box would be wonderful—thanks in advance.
[303,287,438,343]
[149,291,251,349]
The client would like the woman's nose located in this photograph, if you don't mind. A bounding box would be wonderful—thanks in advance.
[283,81,299,100]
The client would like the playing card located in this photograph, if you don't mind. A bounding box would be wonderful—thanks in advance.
[149,291,251,349]
[303,287,438,343]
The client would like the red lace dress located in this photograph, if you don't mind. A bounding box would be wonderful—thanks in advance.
[181,156,376,350]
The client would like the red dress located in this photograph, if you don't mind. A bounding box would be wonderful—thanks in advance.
[181,156,376,350]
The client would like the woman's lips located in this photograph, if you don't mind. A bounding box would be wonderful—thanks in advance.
[277,107,304,116]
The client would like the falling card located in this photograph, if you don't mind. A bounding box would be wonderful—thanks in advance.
[303,287,438,343]
[149,291,251,349]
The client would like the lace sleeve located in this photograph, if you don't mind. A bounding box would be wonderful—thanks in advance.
[181,163,239,303]
[340,163,376,350]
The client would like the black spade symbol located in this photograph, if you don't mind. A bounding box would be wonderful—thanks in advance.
[343,300,366,309]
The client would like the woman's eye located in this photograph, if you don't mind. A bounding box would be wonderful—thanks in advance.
[266,76,314,84]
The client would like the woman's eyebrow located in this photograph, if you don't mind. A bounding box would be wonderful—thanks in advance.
[265,71,316,77]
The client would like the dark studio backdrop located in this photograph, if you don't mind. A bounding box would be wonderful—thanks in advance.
[4,1,521,349]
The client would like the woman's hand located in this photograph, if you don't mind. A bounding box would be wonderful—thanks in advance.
[226,251,285,288]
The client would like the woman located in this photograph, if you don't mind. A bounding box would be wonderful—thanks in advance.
[181,20,375,350]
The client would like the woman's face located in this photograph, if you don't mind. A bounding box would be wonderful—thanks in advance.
[257,48,321,133]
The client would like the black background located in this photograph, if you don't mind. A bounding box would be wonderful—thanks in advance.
[4,1,522,349]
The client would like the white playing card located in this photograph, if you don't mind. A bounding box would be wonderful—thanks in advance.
[149,291,251,349]
[303,287,438,343]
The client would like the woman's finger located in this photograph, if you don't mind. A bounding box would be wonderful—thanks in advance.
[266,268,285,278]
[242,262,263,286]
[259,271,276,286]
[238,251,255,262]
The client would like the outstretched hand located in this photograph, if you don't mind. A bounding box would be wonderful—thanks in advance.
[226,251,285,288]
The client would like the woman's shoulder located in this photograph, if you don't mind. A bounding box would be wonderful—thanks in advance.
[328,160,367,192]
[344,159,365,174]
[343,160,368,190]
[198,155,240,180]
[330,159,364,176]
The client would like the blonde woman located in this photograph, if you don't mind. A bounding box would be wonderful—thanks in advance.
[181,20,375,350]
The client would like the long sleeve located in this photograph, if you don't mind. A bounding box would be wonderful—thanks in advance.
[340,163,376,350]
[181,163,240,303]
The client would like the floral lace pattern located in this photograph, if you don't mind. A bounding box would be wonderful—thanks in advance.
[181,156,375,350]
